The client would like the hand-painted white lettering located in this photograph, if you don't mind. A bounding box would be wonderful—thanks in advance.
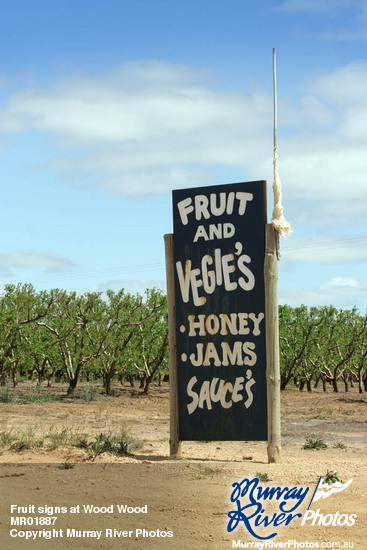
[176,260,206,306]
[202,255,216,294]
[244,370,255,408]
[222,252,236,291]
[177,192,254,226]
[210,192,227,216]
[189,344,204,366]
[177,197,194,225]
[175,243,255,306]
[186,312,264,337]
[188,340,257,367]
[193,222,236,242]
[186,373,256,414]
[187,376,199,414]
[195,195,211,221]
[248,312,264,336]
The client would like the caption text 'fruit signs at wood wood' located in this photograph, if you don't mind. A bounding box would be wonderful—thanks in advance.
[172,181,267,441]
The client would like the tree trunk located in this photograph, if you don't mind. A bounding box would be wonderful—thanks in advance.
[103,374,112,395]
[67,377,78,397]
[280,374,289,391]
[306,379,312,392]
[332,378,338,392]
[144,377,152,394]
[0,368,8,386]
[358,371,364,393]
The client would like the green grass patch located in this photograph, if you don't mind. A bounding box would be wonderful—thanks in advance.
[332,441,347,450]
[256,472,271,483]
[85,429,136,461]
[56,460,74,470]
[0,430,17,445]
[302,437,328,450]
[0,426,88,453]
[322,470,342,484]
[195,466,221,479]
[27,394,61,403]
[47,427,74,449]
[0,388,14,403]
[82,388,97,402]
[8,427,45,452]
[0,423,137,460]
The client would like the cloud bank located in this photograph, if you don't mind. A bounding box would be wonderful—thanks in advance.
[0,251,77,277]
[1,59,367,229]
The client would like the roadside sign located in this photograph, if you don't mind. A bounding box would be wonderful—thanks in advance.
[172,181,267,440]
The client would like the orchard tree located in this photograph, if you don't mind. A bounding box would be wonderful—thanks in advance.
[88,288,167,394]
[127,289,168,394]
[350,312,367,393]
[279,305,322,390]
[38,290,107,396]
[20,321,59,387]
[310,307,363,392]
[0,284,56,386]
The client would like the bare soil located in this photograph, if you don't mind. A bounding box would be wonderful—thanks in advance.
[0,382,366,549]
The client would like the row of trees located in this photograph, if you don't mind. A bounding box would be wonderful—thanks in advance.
[279,305,367,393]
[0,284,167,395]
[1,284,366,394]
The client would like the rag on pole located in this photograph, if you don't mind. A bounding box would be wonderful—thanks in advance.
[271,48,292,237]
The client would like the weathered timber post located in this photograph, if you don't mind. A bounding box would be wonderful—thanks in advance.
[164,233,182,458]
[264,224,282,463]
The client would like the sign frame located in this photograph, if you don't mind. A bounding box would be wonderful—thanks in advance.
[166,181,271,446]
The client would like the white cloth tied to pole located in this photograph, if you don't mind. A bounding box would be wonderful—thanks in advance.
[271,146,292,236]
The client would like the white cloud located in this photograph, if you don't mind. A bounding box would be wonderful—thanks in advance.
[0,62,270,146]
[0,61,272,195]
[250,60,367,227]
[280,236,367,264]
[279,277,367,309]
[88,277,166,296]
[1,60,367,227]
[0,250,76,277]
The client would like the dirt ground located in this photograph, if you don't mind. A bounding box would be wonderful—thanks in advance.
[0,382,366,549]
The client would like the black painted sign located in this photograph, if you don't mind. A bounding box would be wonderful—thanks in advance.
[172,181,267,441]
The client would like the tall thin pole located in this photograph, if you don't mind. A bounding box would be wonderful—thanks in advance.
[273,48,277,151]
[265,224,282,463]
[271,47,291,238]
[265,48,282,463]
[164,234,181,459]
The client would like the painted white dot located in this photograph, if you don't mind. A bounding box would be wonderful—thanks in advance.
[180,325,186,333]
[181,353,187,362]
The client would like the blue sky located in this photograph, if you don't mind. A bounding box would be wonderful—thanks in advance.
[0,0,366,310]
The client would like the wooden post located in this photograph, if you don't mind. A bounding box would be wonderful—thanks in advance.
[164,234,182,459]
[264,224,282,463]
